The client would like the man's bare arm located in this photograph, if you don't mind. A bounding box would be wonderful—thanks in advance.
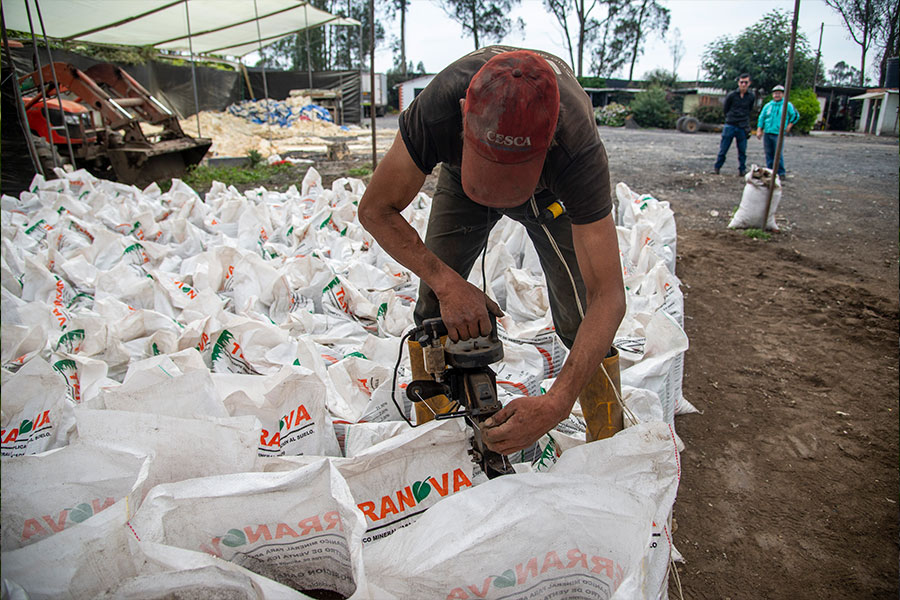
[358,132,500,340]
[482,213,626,454]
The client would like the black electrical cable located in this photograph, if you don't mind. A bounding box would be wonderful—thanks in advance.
[481,206,491,295]
[390,329,416,427]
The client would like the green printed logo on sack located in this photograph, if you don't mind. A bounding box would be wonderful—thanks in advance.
[258,403,313,455]
[357,469,473,543]
[200,510,344,558]
[123,242,149,266]
[323,276,350,314]
[53,358,81,403]
[20,497,116,542]
[55,328,84,353]
[318,213,347,236]
[211,330,261,375]
[66,292,93,311]
[445,547,625,600]
[25,219,53,242]
[533,437,560,472]
[1,410,52,457]
[172,279,198,300]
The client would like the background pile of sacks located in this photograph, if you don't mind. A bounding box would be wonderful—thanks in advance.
[227,98,336,128]
[1,167,691,599]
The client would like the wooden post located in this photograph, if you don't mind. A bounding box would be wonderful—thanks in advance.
[763,0,800,229]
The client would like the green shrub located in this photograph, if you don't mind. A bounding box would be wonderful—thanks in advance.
[693,104,724,124]
[789,88,820,133]
[629,87,677,129]
[595,103,631,127]
[246,149,264,168]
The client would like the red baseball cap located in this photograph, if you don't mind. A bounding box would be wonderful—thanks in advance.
[462,50,560,207]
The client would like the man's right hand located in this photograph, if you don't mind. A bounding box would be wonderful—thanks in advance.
[438,280,503,341]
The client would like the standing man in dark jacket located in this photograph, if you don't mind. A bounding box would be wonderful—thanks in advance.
[713,73,756,176]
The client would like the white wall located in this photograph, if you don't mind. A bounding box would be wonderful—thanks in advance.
[398,75,436,112]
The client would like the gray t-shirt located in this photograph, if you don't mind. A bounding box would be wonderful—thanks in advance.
[399,45,612,224]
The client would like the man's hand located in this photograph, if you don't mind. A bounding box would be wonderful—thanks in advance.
[756,128,763,139]
[438,280,503,342]
[481,391,570,455]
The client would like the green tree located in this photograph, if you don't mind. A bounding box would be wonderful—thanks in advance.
[823,0,891,86]
[544,0,619,77]
[384,0,410,77]
[643,67,677,87]
[616,0,671,84]
[629,85,676,128]
[702,10,823,94]
[257,0,383,71]
[589,0,629,76]
[828,60,869,85]
[439,0,525,49]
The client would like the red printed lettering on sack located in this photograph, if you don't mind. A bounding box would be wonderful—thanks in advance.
[445,547,625,599]
[20,497,116,541]
[200,510,343,557]
[173,280,198,299]
[356,469,473,523]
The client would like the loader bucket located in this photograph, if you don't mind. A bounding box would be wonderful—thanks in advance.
[107,137,212,188]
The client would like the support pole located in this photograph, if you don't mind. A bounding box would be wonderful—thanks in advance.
[22,0,57,171]
[1,5,42,176]
[764,0,800,229]
[369,0,376,169]
[812,22,823,89]
[183,0,202,137]
[305,3,314,88]
[253,0,271,137]
[34,0,77,167]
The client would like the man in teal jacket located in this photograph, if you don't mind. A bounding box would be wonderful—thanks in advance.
[756,85,799,177]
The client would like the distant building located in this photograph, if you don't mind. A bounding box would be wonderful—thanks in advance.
[850,88,899,136]
[396,75,436,112]
[814,84,868,131]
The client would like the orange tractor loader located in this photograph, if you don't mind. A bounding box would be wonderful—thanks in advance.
[22,62,211,187]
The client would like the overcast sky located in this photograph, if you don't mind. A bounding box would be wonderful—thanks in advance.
[370,0,871,85]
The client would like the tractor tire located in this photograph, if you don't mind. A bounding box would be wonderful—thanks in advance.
[675,116,687,131]
[681,117,700,134]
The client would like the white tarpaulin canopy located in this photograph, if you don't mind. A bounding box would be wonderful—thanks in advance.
[3,0,359,57]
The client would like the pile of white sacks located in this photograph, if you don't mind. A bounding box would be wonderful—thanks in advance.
[1,167,694,599]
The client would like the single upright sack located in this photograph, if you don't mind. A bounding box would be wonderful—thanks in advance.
[128,458,367,599]
[728,165,781,230]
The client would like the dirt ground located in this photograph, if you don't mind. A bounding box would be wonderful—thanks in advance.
[601,128,899,599]
[237,124,900,599]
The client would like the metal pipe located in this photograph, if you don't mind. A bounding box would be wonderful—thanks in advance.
[812,22,823,90]
[22,0,57,170]
[34,0,77,167]
[370,0,376,168]
[253,0,271,135]
[183,0,202,137]
[305,2,313,88]
[764,0,800,229]
[1,5,43,177]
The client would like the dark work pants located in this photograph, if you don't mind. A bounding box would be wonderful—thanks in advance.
[413,164,587,349]
[714,124,748,173]
[763,133,787,176]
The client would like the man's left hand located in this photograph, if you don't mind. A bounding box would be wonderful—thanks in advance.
[481,392,570,455]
